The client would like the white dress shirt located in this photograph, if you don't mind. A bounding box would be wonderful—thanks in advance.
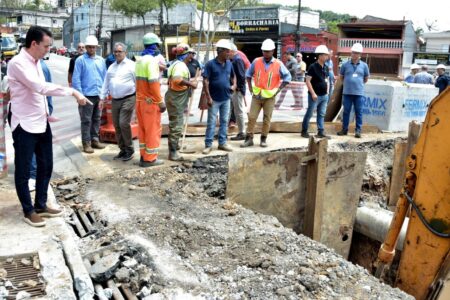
[100,57,136,100]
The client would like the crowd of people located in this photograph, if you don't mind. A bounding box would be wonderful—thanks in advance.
[6,24,450,227]
[404,63,449,94]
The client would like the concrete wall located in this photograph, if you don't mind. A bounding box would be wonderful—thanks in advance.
[402,21,418,77]
[356,80,439,131]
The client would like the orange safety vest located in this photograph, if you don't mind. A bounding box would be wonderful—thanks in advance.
[253,57,282,99]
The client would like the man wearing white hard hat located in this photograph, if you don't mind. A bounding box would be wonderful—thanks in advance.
[242,38,291,148]
[72,35,107,153]
[301,45,331,139]
[202,39,236,155]
[336,42,369,138]
[435,64,449,94]
[404,63,420,83]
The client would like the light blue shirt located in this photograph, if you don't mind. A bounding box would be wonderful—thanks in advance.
[404,74,415,83]
[413,71,433,84]
[246,57,292,83]
[72,53,107,97]
[325,59,335,85]
[339,59,369,96]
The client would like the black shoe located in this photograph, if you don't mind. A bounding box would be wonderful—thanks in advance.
[113,150,126,160]
[355,132,362,138]
[169,150,184,161]
[317,132,331,139]
[231,133,246,141]
[301,131,310,138]
[120,152,134,161]
[139,159,164,168]
[337,130,348,136]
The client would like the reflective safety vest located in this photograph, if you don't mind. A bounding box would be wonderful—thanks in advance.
[135,55,162,103]
[252,57,282,99]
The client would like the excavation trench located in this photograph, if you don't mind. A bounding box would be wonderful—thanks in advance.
[53,139,410,299]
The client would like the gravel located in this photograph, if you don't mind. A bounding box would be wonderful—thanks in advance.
[56,156,412,299]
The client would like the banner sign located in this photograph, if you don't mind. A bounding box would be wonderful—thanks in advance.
[230,19,279,35]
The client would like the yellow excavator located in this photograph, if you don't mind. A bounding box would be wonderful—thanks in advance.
[375,87,450,299]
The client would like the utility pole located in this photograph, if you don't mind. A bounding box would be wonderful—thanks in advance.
[296,0,301,53]
[197,0,206,55]
[70,0,74,47]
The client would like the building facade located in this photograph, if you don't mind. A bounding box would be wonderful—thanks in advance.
[414,31,450,74]
[337,15,417,78]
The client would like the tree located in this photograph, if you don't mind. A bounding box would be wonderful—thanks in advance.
[110,0,158,30]
[196,0,245,63]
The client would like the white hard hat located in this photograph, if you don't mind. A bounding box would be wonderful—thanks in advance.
[351,43,363,53]
[436,64,446,70]
[230,43,237,51]
[85,35,98,46]
[216,39,232,50]
[261,39,276,51]
[410,63,420,70]
[315,45,329,54]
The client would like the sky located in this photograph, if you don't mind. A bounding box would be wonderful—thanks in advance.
[262,0,450,32]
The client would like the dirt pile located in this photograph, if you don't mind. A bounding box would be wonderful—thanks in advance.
[53,162,412,299]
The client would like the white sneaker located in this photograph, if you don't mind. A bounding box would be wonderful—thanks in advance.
[29,179,36,192]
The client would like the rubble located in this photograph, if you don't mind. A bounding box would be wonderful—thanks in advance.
[89,253,121,282]
[55,159,412,300]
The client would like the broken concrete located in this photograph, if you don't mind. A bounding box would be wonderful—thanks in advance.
[59,163,413,299]
[89,253,121,282]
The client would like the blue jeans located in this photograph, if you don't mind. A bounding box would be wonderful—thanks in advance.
[205,100,230,147]
[302,94,329,133]
[342,94,364,132]
[12,123,53,215]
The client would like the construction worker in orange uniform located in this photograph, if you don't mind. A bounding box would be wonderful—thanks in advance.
[241,39,291,148]
[135,33,166,167]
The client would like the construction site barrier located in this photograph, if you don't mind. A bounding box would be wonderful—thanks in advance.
[274,81,308,110]
[353,81,439,132]
[99,97,139,143]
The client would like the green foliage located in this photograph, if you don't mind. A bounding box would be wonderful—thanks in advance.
[110,0,158,19]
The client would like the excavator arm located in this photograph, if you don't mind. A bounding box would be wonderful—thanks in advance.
[376,87,450,300]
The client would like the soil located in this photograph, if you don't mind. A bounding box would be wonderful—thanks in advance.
[54,149,412,299]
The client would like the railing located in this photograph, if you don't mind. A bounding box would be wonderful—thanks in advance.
[339,38,403,49]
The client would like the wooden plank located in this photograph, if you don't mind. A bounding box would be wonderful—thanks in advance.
[388,141,408,207]
[164,121,380,137]
[388,121,421,207]
[325,78,343,122]
[303,137,328,241]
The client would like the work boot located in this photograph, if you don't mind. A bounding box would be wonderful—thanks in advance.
[230,133,246,141]
[337,130,348,136]
[120,151,134,161]
[355,131,362,138]
[202,147,212,155]
[218,144,233,152]
[240,135,254,148]
[91,140,106,149]
[301,131,310,138]
[113,150,126,160]
[35,207,64,218]
[317,131,331,139]
[139,159,164,168]
[82,141,94,154]
[260,136,268,148]
[169,150,184,161]
[23,212,46,227]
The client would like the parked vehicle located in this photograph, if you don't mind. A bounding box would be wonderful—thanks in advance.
[50,46,57,53]
[0,34,19,61]
[67,47,78,58]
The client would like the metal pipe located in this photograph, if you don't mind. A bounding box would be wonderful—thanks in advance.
[354,206,409,251]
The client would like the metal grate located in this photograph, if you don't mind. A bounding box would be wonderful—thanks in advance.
[71,209,98,238]
[0,253,46,299]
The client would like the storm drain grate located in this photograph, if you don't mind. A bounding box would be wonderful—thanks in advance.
[71,209,98,238]
[0,253,45,299]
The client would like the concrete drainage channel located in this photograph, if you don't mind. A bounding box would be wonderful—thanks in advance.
[52,139,413,299]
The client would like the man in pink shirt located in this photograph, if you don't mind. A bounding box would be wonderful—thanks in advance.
[7,26,88,227]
